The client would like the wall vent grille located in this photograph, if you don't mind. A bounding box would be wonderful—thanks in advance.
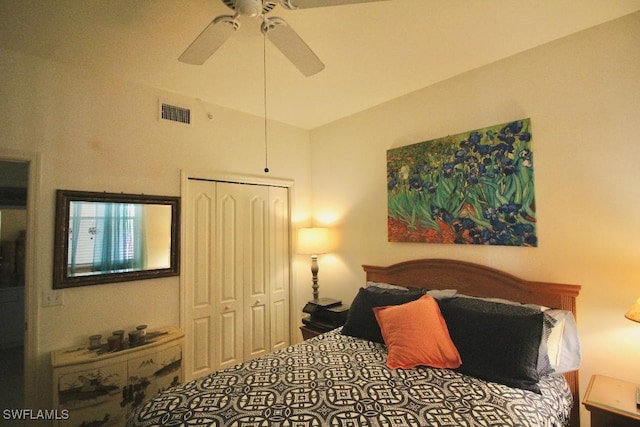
[161,103,191,125]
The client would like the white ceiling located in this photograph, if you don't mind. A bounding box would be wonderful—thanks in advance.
[1,0,639,129]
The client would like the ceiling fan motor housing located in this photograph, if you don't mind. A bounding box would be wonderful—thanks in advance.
[223,0,277,16]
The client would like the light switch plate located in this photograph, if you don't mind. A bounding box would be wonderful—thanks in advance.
[43,290,63,307]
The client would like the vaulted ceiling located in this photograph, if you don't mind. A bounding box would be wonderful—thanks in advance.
[1,0,639,129]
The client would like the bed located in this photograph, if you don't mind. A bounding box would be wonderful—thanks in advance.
[127,259,581,427]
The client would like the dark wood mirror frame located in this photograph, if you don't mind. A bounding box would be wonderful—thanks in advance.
[53,190,180,289]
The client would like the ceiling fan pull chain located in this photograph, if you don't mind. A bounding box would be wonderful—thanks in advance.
[263,33,270,173]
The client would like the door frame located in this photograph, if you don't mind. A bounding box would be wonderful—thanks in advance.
[0,149,40,410]
[179,170,296,371]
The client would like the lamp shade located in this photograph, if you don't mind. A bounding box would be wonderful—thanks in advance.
[297,227,330,255]
[625,297,640,323]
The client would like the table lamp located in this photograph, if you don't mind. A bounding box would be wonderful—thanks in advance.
[624,297,640,408]
[625,297,640,323]
[297,227,331,303]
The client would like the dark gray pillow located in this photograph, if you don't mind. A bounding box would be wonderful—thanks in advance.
[438,297,544,393]
[456,294,555,377]
[341,287,424,343]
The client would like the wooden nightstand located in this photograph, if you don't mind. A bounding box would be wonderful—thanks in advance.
[300,298,349,340]
[300,324,325,340]
[583,374,640,427]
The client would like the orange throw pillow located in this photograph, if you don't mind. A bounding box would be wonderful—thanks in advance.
[373,295,462,370]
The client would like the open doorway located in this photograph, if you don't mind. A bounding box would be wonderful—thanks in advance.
[0,160,28,412]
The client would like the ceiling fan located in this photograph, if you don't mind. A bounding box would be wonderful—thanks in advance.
[179,0,387,76]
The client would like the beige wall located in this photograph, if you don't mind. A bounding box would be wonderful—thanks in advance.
[309,12,640,426]
[1,10,639,426]
[0,48,314,410]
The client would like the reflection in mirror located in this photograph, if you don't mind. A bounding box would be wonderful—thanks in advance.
[54,190,180,288]
[68,202,172,276]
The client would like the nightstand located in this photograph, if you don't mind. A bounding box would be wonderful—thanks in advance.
[583,374,640,427]
[300,298,349,340]
[300,324,326,340]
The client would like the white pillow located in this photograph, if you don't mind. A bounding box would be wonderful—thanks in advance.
[366,281,409,291]
[426,289,458,300]
[366,281,458,300]
[544,309,581,374]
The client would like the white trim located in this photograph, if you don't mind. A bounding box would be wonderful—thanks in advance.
[0,149,41,411]
[179,170,188,335]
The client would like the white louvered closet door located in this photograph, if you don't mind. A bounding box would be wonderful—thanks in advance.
[184,179,290,381]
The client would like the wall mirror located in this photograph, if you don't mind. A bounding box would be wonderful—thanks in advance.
[53,190,180,289]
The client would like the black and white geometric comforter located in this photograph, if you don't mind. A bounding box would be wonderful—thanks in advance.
[127,329,573,427]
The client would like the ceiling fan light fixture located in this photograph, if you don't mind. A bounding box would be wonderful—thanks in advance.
[235,0,262,17]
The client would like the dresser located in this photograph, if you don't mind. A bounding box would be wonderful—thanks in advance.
[52,326,183,426]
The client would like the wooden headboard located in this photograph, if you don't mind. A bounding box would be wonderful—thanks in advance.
[362,258,581,427]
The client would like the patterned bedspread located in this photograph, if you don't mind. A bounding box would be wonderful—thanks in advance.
[127,329,573,427]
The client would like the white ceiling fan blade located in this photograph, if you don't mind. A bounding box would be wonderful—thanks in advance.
[263,17,325,77]
[179,15,238,65]
[279,0,388,10]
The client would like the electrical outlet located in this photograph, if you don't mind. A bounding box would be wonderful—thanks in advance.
[43,290,64,307]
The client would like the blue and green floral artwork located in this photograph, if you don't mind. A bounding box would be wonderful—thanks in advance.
[387,119,537,246]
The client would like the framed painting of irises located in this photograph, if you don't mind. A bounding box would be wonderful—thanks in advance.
[387,119,537,246]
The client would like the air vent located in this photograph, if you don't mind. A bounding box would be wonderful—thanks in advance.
[160,103,191,125]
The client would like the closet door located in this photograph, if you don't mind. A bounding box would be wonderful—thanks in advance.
[243,186,270,360]
[242,186,292,358]
[184,179,217,380]
[184,180,244,379]
[269,186,289,352]
[215,182,245,370]
[184,179,290,380]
